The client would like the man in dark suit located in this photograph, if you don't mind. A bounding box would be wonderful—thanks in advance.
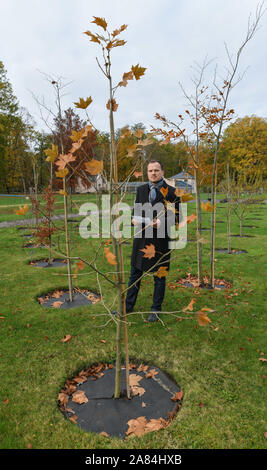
[125,160,180,322]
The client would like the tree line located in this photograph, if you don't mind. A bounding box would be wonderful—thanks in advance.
[0,60,266,194]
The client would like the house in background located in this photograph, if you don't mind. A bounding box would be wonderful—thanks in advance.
[75,174,107,193]
[168,171,196,193]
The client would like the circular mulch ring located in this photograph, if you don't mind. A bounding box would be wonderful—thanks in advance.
[231,234,254,238]
[17,226,30,231]
[215,248,247,254]
[174,275,232,290]
[38,288,101,309]
[29,258,68,268]
[242,225,259,228]
[58,362,183,439]
[23,242,46,248]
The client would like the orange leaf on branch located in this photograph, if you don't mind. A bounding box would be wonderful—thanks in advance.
[133,171,143,178]
[84,158,103,175]
[91,16,107,31]
[140,244,155,259]
[112,24,128,37]
[104,247,117,265]
[153,266,168,278]
[106,98,118,112]
[83,31,101,44]
[55,154,76,170]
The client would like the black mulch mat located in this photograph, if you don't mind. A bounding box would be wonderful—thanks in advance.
[58,363,183,439]
[38,289,101,309]
[231,234,254,238]
[242,225,259,228]
[29,258,68,268]
[23,243,46,248]
[215,248,247,254]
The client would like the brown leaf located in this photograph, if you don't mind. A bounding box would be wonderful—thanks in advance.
[137,364,149,373]
[72,390,88,404]
[144,418,167,433]
[69,415,77,424]
[58,392,69,407]
[100,431,110,437]
[171,390,184,402]
[131,64,146,80]
[60,334,71,343]
[197,312,211,326]
[91,16,107,31]
[140,244,155,259]
[106,98,118,112]
[112,24,128,37]
[126,416,147,437]
[153,266,168,278]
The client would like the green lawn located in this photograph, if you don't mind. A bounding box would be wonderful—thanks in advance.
[0,194,266,449]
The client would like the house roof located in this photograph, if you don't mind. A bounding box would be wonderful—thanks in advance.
[171,172,194,179]
[176,180,193,189]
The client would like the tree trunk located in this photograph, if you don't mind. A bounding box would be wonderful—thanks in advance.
[108,76,130,400]
[226,163,231,254]
[195,168,203,286]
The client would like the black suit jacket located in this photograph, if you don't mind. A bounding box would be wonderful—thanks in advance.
[131,180,180,272]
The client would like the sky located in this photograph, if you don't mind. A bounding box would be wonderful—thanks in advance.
[1,0,266,134]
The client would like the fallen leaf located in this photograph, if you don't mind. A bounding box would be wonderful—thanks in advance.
[183,298,195,312]
[145,369,159,379]
[171,390,184,402]
[197,312,211,326]
[72,390,88,404]
[137,364,149,372]
[100,431,110,437]
[126,416,147,437]
[69,415,77,424]
[58,392,69,407]
[60,334,71,343]
[259,358,267,362]
[100,339,106,344]
[52,301,63,308]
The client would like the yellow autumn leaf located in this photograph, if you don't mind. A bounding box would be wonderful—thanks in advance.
[153,266,168,278]
[55,168,69,178]
[131,64,146,80]
[74,96,93,109]
[59,190,68,196]
[44,144,58,163]
[70,129,85,142]
[181,193,195,202]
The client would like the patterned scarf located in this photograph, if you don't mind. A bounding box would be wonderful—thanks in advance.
[148,178,164,203]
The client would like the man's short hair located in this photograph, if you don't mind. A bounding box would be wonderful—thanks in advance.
[147,160,164,170]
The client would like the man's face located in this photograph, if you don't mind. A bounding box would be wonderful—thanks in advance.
[147,162,164,183]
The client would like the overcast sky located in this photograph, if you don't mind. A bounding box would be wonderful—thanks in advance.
[1,0,266,134]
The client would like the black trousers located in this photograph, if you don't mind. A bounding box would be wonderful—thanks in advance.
[125,265,166,313]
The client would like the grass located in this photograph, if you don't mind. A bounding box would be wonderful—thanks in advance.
[0,193,266,449]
